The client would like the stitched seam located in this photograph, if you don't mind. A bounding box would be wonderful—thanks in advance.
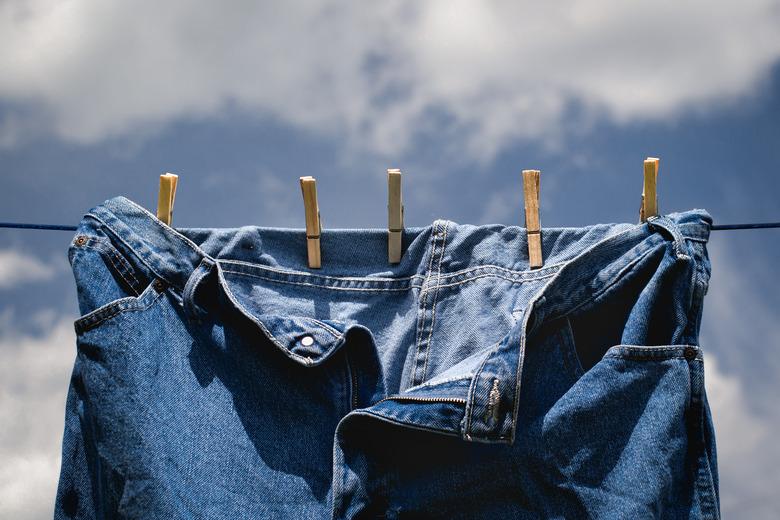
[510,301,534,445]
[696,428,719,519]
[80,241,143,295]
[220,268,556,294]
[75,288,163,333]
[215,263,346,339]
[216,266,342,363]
[410,222,440,390]
[89,241,142,292]
[297,317,342,339]
[411,223,439,386]
[421,221,448,382]
[219,258,567,282]
[92,246,140,295]
[689,359,719,519]
[436,263,563,281]
[103,246,142,293]
[604,353,702,361]
[650,216,691,259]
[611,344,699,350]
[561,243,662,320]
[697,415,720,520]
[415,221,447,385]
[218,267,304,354]
[221,269,422,292]
[87,214,180,289]
[74,296,138,329]
[92,197,208,262]
[420,272,556,293]
[220,258,424,281]
[457,262,565,277]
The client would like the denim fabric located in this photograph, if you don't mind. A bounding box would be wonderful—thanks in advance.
[55,196,718,519]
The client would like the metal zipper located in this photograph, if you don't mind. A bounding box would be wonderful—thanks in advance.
[345,350,358,411]
[485,378,501,422]
[374,395,467,405]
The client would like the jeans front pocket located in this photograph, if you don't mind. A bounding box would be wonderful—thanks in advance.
[73,278,166,334]
[543,337,719,518]
[69,208,177,332]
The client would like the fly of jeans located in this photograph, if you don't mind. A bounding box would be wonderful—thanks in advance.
[345,350,359,411]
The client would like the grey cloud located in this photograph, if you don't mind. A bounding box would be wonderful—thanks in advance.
[1,1,779,162]
[0,249,57,289]
[0,315,74,520]
[701,237,780,518]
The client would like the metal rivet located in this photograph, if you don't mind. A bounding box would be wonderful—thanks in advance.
[300,335,314,347]
[684,346,697,361]
[74,235,87,246]
[153,279,165,292]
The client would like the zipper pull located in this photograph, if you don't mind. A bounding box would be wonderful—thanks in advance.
[484,378,501,423]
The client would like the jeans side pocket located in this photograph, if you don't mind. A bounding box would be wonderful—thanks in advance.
[543,346,701,518]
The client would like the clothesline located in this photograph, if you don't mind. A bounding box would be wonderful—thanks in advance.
[0,221,778,232]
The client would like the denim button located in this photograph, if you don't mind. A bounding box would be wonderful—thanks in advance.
[74,235,87,246]
[300,335,314,347]
[684,346,697,360]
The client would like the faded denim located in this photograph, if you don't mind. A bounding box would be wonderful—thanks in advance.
[55,196,718,519]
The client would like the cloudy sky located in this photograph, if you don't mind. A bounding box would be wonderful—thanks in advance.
[1,1,779,517]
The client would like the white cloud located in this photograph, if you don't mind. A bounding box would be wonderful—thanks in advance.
[0,455,62,520]
[0,249,56,289]
[1,1,779,162]
[0,315,75,520]
[705,354,780,519]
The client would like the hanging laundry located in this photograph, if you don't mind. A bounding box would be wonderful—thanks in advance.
[54,196,718,519]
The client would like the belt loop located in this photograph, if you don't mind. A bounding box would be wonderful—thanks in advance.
[183,257,216,320]
[646,215,691,261]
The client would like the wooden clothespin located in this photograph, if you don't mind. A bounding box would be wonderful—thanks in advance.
[640,157,659,222]
[388,168,404,264]
[156,173,178,226]
[522,169,543,268]
[299,176,322,268]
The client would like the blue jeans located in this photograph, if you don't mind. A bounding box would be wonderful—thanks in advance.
[56,196,718,519]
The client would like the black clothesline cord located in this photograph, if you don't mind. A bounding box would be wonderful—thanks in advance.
[710,222,780,230]
[0,221,778,232]
[0,223,78,231]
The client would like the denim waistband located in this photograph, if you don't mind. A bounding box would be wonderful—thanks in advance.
[81,196,713,444]
[85,196,711,294]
